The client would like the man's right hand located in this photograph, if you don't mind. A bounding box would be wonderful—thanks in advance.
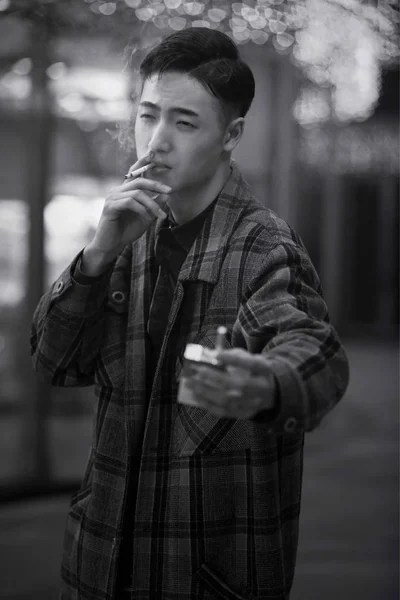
[82,151,172,275]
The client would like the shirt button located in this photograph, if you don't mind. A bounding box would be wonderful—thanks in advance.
[284,417,297,433]
[55,281,64,293]
[111,290,125,304]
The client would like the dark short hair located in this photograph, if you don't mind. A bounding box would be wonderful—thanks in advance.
[139,28,255,121]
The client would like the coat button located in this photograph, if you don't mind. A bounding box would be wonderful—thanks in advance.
[55,281,64,293]
[284,417,297,432]
[111,290,125,304]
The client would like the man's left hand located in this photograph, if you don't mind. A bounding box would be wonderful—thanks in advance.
[183,348,277,419]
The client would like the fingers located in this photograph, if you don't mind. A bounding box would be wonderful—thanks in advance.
[122,177,172,195]
[186,363,268,400]
[180,355,275,419]
[126,150,154,178]
[185,377,265,419]
[186,367,240,403]
[117,189,168,211]
[184,378,253,418]
[108,191,168,221]
[189,363,249,389]
[130,190,168,219]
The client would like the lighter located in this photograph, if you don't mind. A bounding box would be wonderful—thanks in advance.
[177,326,227,407]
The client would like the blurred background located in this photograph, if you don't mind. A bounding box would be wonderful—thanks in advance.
[0,0,398,599]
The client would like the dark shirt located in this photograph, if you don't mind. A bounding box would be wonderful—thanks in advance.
[147,199,218,373]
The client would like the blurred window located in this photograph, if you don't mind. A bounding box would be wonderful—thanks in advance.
[44,192,104,485]
[0,200,29,484]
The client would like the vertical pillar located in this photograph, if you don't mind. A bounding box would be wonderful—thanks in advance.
[269,54,299,226]
[376,174,398,332]
[20,20,54,486]
[319,124,344,327]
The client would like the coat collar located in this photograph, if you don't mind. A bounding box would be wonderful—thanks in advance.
[153,160,255,284]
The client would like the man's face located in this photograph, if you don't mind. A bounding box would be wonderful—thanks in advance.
[134,71,228,194]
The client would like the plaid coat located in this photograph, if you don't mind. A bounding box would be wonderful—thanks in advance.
[31,161,349,600]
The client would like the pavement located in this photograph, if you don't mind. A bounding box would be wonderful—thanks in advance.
[0,339,398,600]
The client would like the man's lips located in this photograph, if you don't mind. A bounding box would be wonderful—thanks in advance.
[151,164,171,171]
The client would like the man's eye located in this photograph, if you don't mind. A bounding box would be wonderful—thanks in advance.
[140,114,155,121]
[178,121,196,129]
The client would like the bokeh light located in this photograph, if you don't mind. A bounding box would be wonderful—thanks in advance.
[0,200,28,306]
[11,58,32,76]
[119,0,398,124]
[0,0,398,127]
[98,2,117,15]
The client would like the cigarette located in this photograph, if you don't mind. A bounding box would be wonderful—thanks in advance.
[126,163,153,179]
[215,326,227,351]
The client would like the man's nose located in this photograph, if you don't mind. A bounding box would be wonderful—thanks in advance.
[148,123,171,154]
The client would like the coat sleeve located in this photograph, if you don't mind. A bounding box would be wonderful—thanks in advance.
[231,240,350,434]
[30,249,115,387]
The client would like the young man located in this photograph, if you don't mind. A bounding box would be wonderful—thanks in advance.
[31,28,349,600]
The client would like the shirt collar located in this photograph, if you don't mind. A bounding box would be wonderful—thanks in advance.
[161,195,219,253]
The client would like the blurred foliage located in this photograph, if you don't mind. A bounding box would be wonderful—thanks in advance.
[2,0,399,52]
[1,0,398,123]
[2,0,140,33]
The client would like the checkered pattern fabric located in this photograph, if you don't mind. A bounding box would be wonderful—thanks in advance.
[31,161,349,600]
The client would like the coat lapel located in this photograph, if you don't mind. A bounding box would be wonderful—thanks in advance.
[124,228,158,455]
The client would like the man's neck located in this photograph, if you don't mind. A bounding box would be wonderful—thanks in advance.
[167,160,232,225]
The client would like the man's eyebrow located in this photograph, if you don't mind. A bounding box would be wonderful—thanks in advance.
[139,101,200,118]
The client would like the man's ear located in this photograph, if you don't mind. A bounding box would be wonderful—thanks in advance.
[223,118,245,152]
